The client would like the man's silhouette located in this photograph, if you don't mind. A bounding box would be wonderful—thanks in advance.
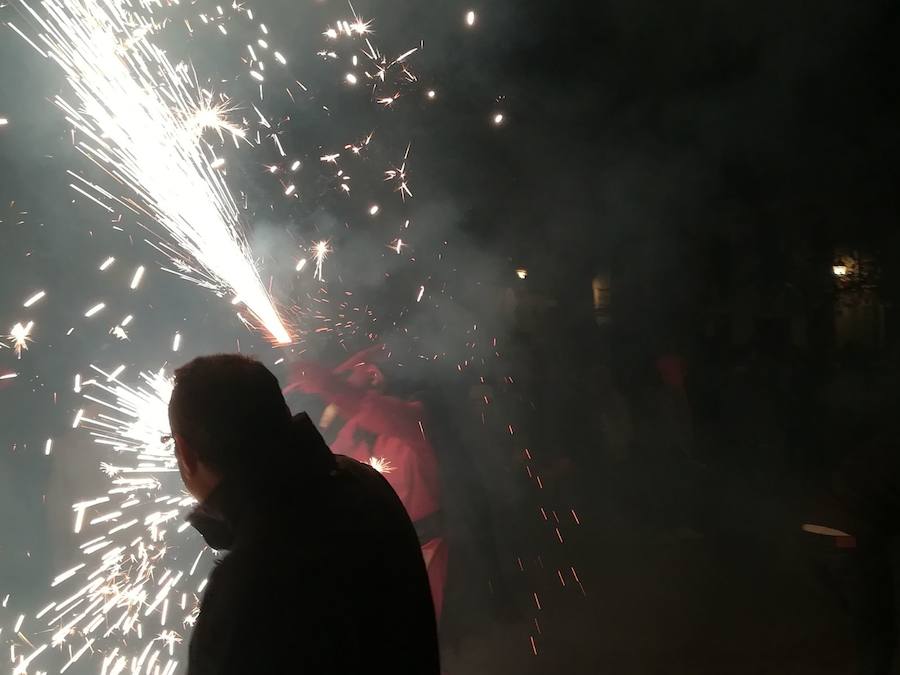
[168,354,439,675]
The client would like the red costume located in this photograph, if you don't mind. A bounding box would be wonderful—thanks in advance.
[285,347,448,619]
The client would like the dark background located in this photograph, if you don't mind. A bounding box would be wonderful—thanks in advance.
[3,0,900,673]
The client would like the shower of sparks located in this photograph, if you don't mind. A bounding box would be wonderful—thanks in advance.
[312,240,331,282]
[8,321,34,358]
[11,367,205,675]
[14,0,291,344]
[368,456,394,474]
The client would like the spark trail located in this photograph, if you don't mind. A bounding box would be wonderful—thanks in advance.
[12,0,291,343]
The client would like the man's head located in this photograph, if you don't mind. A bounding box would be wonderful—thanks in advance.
[168,354,292,501]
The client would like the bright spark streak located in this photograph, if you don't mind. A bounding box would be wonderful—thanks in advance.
[466,10,477,26]
[369,204,380,215]
[295,258,307,272]
[0,118,8,126]
[18,0,290,343]
[99,256,115,270]
[172,332,181,352]
[130,265,145,290]
[0,372,18,380]
[23,290,46,307]
[84,302,106,318]
[45,438,53,455]
[416,285,425,303]
[493,112,504,125]
[290,159,301,171]
[427,89,436,99]
[312,241,330,282]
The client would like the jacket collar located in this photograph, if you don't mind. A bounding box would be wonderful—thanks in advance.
[186,412,337,550]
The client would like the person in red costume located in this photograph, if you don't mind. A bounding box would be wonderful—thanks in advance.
[285,345,448,619]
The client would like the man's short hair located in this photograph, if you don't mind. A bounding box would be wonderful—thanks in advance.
[169,354,292,476]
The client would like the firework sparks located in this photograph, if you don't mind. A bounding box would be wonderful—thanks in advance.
[84,302,105,318]
[22,290,46,307]
[368,456,395,474]
[12,367,205,675]
[15,0,291,344]
[312,240,331,282]
[186,95,245,140]
[8,321,34,358]
[129,265,145,290]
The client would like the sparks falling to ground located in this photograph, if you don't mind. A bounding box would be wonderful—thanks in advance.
[12,0,291,344]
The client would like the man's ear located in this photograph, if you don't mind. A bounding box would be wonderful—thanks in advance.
[174,433,199,476]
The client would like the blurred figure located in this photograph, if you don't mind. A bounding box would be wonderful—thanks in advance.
[169,354,439,675]
[285,345,448,619]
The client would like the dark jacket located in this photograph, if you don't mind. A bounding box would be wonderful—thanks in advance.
[186,413,439,675]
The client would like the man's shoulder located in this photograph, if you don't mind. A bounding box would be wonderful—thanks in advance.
[329,454,416,529]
